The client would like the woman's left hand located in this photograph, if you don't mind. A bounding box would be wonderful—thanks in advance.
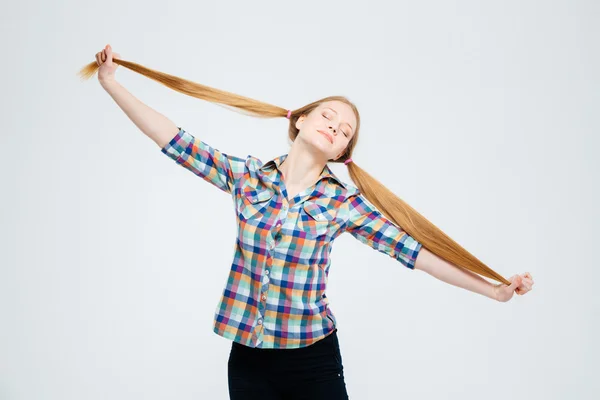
[493,272,534,302]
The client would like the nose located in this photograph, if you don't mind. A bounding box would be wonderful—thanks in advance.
[328,126,337,135]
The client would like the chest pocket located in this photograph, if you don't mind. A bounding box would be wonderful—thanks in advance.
[239,186,275,220]
[298,201,336,238]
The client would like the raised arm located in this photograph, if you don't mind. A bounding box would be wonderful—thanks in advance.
[100,78,178,149]
[101,78,246,194]
[94,44,178,147]
[96,46,246,195]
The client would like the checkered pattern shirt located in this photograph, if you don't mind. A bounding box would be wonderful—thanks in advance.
[161,127,423,349]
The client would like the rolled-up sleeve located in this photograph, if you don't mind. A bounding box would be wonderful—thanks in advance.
[344,194,423,269]
[161,127,246,195]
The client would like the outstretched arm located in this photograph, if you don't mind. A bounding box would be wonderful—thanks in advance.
[101,75,246,194]
[344,193,534,302]
[415,247,534,302]
[415,248,496,299]
[100,78,179,148]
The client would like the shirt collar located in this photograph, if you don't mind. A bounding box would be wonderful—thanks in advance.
[259,153,354,193]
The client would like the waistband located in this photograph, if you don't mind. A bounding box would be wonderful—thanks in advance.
[232,328,338,352]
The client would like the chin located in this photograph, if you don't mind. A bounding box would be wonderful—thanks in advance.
[312,141,334,156]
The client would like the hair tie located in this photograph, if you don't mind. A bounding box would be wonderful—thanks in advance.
[286,110,292,119]
[344,158,353,165]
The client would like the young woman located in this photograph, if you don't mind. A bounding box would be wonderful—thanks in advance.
[81,44,534,400]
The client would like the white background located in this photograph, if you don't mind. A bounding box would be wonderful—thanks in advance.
[1,0,598,399]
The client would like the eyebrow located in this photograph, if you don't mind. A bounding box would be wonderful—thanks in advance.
[324,107,355,135]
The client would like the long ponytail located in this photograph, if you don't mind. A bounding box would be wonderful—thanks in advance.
[78,56,510,285]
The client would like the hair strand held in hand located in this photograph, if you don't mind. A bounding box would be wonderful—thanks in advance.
[77,53,511,285]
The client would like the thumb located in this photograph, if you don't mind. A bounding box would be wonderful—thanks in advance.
[105,44,113,65]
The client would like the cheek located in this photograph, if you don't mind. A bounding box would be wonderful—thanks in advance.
[298,121,315,134]
[333,142,348,156]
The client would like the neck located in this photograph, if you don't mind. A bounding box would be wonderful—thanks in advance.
[278,141,326,187]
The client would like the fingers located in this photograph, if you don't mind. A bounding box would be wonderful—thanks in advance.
[515,274,534,295]
[96,50,106,66]
[105,44,112,62]
[519,273,534,289]
[509,275,522,290]
[516,287,525,295]
[516,285,531,295]
[518,272,534,291]
[522,272,534,283]
[95,45,113,67]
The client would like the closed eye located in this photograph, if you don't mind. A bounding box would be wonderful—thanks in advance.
[322,113,348,137]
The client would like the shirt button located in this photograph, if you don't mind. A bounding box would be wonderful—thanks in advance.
[258,319,263,325]
[265,270,269,275]
[261,294,266,300]
[276,221,281,227]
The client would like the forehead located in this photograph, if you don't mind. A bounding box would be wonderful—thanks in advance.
[318,101,356,127]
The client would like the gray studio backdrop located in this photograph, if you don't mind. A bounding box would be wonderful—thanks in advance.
[1,0,598,399]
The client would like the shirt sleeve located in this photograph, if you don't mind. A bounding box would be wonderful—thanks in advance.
[160,127,246,195]
[344,193,423,269]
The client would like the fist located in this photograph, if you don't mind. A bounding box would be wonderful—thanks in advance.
[95,44,121,83]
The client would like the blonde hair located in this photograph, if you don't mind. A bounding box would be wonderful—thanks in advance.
[78,57,510,285]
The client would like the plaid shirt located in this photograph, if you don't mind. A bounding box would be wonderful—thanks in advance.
[161,127,423,349]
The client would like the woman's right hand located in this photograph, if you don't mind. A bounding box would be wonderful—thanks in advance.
[96,44,121,84]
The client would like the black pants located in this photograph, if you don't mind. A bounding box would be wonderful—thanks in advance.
[227,329,349,399]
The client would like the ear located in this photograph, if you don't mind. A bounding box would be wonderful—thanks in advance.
[294,115,306,131]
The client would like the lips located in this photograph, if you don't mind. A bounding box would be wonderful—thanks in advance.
[317,130,333,144]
